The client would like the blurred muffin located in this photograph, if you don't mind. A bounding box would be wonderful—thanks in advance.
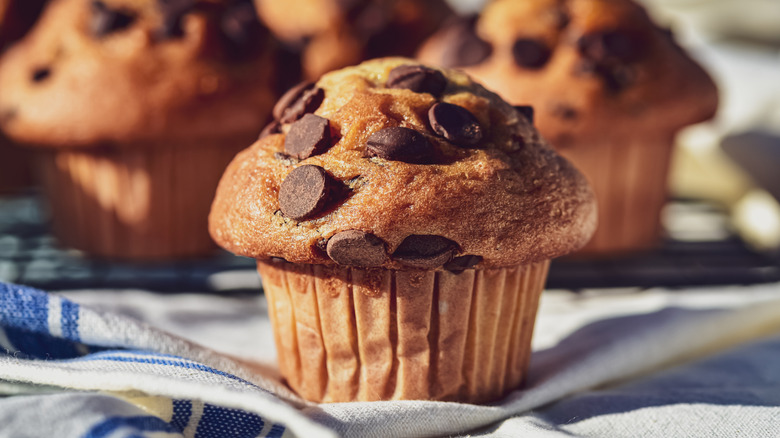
[419,0,718,255]
[0,0,48,193]
[0,0,277,259]
[210,58,596,403]
[254,0,453,82]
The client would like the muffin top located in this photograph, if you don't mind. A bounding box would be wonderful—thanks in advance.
[209,58,597,270]
[417,0,719,147]
[0,0,276,148]
[255,0,452,81]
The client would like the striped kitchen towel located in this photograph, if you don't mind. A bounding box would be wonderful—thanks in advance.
[5,280,780,438]
[0,281,333,438]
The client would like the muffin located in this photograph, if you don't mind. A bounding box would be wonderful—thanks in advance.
[209,58,596,403]
[254,0,452,82]
[419,0,719,255]
[0,0,276,259]
[0,0,47,193]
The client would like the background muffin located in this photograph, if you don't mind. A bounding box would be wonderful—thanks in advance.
[210,58,596,403]
[0,0,277,259]
[419,0,718,255]
[0,0,47,193]
[254,0,453,83]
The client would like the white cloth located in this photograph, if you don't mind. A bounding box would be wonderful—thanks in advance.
[3,281,780,438]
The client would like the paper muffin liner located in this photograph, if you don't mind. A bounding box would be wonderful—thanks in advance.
[258,259,550,403]
[558,137,674,256]
[36,139,247,260]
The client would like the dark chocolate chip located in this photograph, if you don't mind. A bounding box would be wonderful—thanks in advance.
[273,82,325,124]
[554,10,570,29]
[31,68,50,82]
[386,65,447,97]
[284,114,333,159]
[220,0,264,58]
[278,165,337,220]
[577,31,644,64]
[552,104,578,120]
[444,255,483,272]
[428,102,483,147]
[91,0,136,37]
[326,230,388,267]
[512,38,551,69]
[156,0,194,39]
[259,120,281,139]
[365,127,435,164]
[439,16,492,68]
[514,105,534,124]
[393,235,459,269]
[576,58,637,94]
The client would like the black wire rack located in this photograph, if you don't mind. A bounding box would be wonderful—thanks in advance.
[1,192,778,293]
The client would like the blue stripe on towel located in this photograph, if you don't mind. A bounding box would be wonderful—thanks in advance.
[266,423,287,438]
[61,299,80,342]
[0,282,49,333]
[171,400,192,432]
[83,415,180,438]
[195,405,264,438]
[70,350,266,391]
[0,283,84,359]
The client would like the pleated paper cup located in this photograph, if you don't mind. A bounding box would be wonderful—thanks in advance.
[557,136,674,256]
[36,138,249,260]
[258,259,550,403]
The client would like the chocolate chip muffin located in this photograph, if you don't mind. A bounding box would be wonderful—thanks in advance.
[0,0,47,193]
[419,0,719,255]
[0,0,276,259]
[209,58,596,403]
[254,0,453,83]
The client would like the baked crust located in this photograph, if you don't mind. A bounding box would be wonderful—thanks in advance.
[417,0,719,148]
[0,0,276,147]
[209,58,597,269]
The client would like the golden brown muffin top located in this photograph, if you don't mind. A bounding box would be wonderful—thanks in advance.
[0,0,276,147]
[209,58,597,270]
[255,0,453,80]
[417,0,719,147]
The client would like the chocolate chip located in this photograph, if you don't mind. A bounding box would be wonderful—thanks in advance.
[326,230,388,267]
[91,1,136,37]
[273,82,325,124]
[386,65,447,97]
[393,235,459,269]
[554,10,570,29]
[31,68,50,82]
[444,255,483,273]
[156,0,194,39]
[428,103,483,147]
[552,104,578,120]
[278,165,337,220]
[220,0,264,58]
[512,38,551,69]
[284,114,333,159]
[365,127,435,164]
[259,120,281,139]
[439,16,492,68]
[576,59,637,94]
[514,105,534,124]
[577,31,645,64]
